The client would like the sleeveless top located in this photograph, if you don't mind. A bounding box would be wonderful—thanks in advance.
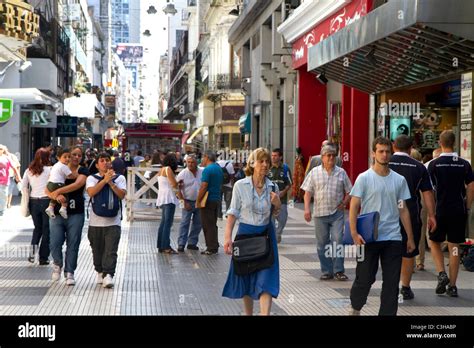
[156,168,179,207]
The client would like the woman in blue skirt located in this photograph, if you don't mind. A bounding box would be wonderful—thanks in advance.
[222,148,281,315]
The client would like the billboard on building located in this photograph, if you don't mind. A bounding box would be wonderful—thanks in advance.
[105,94,116,114]
[115,44,143,65]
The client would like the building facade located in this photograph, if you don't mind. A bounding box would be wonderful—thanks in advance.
[228,0,297,167]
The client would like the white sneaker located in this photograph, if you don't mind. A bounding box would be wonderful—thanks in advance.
[45,206,56,219]
[96,272,104,284]
[66,272,75,286]
[59,207,68,219]
[52,264,61,281]
[102,274,114,289]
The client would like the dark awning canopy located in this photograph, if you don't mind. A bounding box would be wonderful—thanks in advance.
[308,0,474,94]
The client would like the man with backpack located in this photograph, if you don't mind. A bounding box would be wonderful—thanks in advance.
[86,152,127,289]
[217,159,235,219]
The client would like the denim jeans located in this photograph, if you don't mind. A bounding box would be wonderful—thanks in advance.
[218,186,232,218]
[157,203,176,249]
[314,210,345,275]
[273,203,288,238]
[29,198,51,262]
[49,213,84,274]
[178,200,202,247]
[0,184,7,216]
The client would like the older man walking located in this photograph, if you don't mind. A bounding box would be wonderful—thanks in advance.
[302,144,352,281]
[176,155,203,252]
[197,150,223,255]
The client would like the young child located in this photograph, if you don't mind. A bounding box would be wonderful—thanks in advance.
[45,148,73,219]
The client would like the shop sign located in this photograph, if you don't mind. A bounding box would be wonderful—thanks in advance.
[441,80,461,107]
[57,116,78,137]
[0,1,40,43]
[460,129,471,162]
[292,0,371,69]
[389,116,411,142]
[28,110,57,128]
[105,94,116,115]
[460,72,472,123]
[0,99,13,123]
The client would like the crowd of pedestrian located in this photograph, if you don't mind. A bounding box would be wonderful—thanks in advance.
[5,130,473,316]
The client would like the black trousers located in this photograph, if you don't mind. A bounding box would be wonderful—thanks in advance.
[200,200,219,252]
[350,241,403,316]
[88,226,121,277]
[29,198,51,262]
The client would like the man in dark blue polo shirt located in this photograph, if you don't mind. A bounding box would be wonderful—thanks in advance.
[428,130,474,297]
[389,135,437,300]
[197,150,224,255]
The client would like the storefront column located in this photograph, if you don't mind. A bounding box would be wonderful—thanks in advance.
[297,67,327,165]
[349,88,370,182]
[341,85,352,174]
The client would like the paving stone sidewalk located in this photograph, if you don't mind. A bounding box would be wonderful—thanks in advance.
[0,200,472,315]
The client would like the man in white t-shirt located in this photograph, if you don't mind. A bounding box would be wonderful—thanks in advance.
[176,154,203,252]
[349,137,415,316]
[217,159,235,219]
[85,152,126,289]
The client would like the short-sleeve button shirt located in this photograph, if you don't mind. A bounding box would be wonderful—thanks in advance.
[301,165,352,217]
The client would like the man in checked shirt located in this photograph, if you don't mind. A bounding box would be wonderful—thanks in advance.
[302,144,352,281]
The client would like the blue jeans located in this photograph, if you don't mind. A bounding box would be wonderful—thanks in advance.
[177,200,202,247]
[29,198,51,262]
[49,213,84,274]
[0,184,7,216]
[273,204,288,237]
[314,210,345,275]
[157,203,176,250]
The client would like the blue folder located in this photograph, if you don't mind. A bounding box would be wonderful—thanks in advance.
[343,211,380,245]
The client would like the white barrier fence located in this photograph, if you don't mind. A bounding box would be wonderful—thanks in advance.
[126,167,161,222]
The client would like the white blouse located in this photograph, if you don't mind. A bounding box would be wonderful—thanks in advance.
[227,176,279,227]
[21,167,52,198]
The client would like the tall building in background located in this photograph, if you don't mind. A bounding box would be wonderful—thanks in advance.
[111,0,140,45]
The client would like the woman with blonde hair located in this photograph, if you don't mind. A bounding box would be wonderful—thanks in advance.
[222,148,281,315]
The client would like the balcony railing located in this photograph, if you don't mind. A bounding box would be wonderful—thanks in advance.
[208,74,241,92]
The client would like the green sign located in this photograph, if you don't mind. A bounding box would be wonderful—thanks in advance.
[0,99,13,123]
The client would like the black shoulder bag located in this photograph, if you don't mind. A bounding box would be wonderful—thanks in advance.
[231,184,275,276]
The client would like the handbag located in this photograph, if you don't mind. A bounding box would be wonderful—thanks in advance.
[343,211,380,245]
[20,183,30,218]
[231,185,276,276]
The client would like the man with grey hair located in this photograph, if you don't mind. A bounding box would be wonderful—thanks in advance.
[305,141,343,177]
[176,154,203,252]
[197,150,224,255]
[302,144,352,281]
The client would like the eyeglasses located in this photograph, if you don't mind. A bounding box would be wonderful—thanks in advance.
[324,154,336,158]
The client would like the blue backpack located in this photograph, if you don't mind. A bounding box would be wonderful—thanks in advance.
[88,174,122,219]
[462,246,474,272]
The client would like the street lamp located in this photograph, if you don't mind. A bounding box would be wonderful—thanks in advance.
[147,5,158,14]
[163,0,177,15]
[229,6,240,16]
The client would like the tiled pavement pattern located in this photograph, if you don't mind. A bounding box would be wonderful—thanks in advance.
[0,199,472,315]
